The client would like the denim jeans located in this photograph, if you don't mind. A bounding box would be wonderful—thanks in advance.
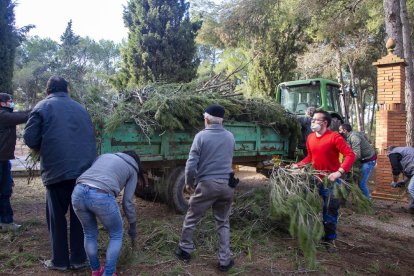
[359,160,376,200]
[408,177,414,209]
[72,184,123,276]
[318,181,340,241]
[0,161,13,223]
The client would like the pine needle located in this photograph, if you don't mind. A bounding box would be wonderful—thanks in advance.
[269,166,372,268]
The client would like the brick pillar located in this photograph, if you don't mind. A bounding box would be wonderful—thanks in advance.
[371,39,408,201]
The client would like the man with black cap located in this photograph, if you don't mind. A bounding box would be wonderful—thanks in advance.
[175,104,236,272]
[0,93,30,231]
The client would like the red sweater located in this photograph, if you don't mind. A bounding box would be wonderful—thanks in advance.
[297,130,356,173]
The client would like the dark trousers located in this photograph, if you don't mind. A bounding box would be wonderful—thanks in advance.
[46,179,86,267]
[311,176,340,241]
[0,161,13,223]
[319,183,340,241]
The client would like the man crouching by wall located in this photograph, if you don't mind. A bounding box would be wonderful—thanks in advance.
[175,104,237,272]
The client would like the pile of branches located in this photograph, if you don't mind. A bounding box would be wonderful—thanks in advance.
[270,167,372,268]
[91,78,300,142]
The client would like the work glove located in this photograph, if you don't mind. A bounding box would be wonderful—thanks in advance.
[128,222,137,246]
[390,181,406,188]
[289,164,299,169]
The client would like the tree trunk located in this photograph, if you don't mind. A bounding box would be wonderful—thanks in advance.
[334,46,348,122]
[369,76,377,141]
[383,0,404,57]
[400,0,414,146]
[348,63,363,131]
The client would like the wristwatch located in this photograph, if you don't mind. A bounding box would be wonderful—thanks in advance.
[337,168,345,175]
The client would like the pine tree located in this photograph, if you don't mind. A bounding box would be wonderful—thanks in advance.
[0,0,19,93]
[57,20,85,96]
[60,20,80,65]
[121,0,201,85]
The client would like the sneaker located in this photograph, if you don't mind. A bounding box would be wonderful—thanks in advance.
[91,266,104,276]
[0,222,21,231]
[175,247,191,261]
[322,240,338,253]
[70,260,89,270]
[218,259,234,272]
[43,259,68,271]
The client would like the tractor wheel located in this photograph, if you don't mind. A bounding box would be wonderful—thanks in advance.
[167,166,190,214]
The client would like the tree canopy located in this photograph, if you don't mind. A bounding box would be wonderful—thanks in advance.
[0,1,25,93]
[119,0,201,86]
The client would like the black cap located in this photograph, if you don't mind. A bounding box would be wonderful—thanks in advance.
[204,104,225,118]
[0,93,11,103]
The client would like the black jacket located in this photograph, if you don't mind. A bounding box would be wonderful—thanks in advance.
[23,92,96,185]
[0,107,29,161]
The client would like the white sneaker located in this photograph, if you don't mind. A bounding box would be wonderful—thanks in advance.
[0,222,21,231]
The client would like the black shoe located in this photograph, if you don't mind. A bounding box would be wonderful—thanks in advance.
[43,259,69,271]
[175,247,191,261]
[322,240,338,253]
[70,260,89,270]
[218,259,234,272]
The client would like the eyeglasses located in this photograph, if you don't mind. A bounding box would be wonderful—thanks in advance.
[311,119,326,123]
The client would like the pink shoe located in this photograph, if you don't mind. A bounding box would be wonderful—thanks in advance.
[91,266,104,276]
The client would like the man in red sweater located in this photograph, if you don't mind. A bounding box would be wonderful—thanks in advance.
[294,110,356,251]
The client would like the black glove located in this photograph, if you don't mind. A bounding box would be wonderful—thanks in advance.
[128,222,137,240]
[390,181,406,188]
[228,172,239,188]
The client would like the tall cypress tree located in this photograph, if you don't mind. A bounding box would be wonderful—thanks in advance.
[122,0,201,85]
[60,20,80,65]
[0,0,19,93]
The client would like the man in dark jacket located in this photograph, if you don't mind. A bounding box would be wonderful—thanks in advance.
[297,107,316,156]
[387,146,414,214]
[0,93,29,231]
[23,76,96,271]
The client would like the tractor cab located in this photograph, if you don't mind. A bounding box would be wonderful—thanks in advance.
[276,78,344,123]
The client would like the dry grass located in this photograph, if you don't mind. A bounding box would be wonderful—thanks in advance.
[1,172,414,275]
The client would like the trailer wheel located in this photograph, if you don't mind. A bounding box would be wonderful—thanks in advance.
[168,166,190,214]
[134,176,156,200]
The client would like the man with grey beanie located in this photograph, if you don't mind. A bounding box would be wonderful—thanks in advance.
[175,104,236,272]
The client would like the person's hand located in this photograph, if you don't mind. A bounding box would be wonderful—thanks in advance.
[328,171,342,182]
[128,222,137,245]
[185,184,194,194]
[289,164,299,169]
[390,181,405,188]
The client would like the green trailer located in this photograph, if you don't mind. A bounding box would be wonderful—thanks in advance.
[100,121,290,213]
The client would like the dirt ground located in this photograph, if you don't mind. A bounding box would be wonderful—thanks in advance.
[1,168,414,275]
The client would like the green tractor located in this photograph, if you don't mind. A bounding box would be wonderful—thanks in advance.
[276,78,346,127]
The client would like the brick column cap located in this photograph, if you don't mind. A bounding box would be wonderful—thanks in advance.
[373,53,406,67]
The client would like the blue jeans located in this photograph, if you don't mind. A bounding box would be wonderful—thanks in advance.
[318,181,340,241]
[0,161,13,223]
[408,177,414,209]
[359,160,376,200]
[72,184,123,276]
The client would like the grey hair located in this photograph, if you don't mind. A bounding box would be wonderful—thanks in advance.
[204,112,223,124]
[306,106,316,117]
